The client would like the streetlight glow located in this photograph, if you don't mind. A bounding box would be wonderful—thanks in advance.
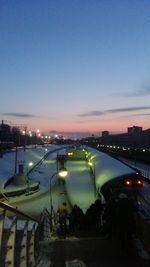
[28,162,33,167]
[49,167,68,231]
[88,161,93,167]
[58,168,68,177]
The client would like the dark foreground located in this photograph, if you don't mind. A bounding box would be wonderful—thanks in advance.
[41,234,150,267]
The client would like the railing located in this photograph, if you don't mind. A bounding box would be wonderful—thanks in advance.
[27,146,70,176]
[140,168,150,180]
[118,157,150,181]
[0,202,51,267]
[136,209,150,255]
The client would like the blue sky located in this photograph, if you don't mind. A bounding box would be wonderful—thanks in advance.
[0,0,150,136]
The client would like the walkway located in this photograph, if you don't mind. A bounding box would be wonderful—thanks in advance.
[41,234,150,267]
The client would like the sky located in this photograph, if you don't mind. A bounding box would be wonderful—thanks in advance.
[0,0,150,137]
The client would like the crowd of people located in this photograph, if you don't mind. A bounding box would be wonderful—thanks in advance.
[56,193,137,251]
[102,193,137,251]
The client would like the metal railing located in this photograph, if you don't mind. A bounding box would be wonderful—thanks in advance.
[118,157,150,181]
[0,202,51,267]
[140,168,150,180]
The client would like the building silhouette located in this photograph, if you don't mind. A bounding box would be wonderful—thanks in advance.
[101,126,150,148]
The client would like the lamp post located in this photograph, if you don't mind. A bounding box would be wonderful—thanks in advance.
[49,167,68,231]
[14,145,18,174]
[22,128,27,152]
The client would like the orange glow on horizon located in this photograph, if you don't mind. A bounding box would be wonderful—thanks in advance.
[16,115,149,135]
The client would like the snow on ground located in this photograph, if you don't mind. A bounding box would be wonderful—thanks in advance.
[65,161,96,213]
[0,145,57,182]
[24,156,97,215]
[0,145,97,217]
[2,145,149,218]
[28,149,59,187]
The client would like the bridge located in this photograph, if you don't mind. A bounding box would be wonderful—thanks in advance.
[0,145,150,266]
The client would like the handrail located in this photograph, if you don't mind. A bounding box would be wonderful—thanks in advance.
[27,147,63,175]
[27,146,71,175]
[0,205,50,266]
[0,190,9,201]
[0,201,39,222]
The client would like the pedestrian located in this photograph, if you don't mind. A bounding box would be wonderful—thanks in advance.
[93,199,103,229]
[72,204,85,231]
[115,193,136,252]
[85,203,95,229]
[68,209,76,234]
[102,196,118,237]
[57,202,68,236]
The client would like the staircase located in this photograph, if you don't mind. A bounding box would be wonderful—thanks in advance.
[1,192,150,267]
[0,202,51,267]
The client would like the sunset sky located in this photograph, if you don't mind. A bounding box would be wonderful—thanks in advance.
[0,0,150,137]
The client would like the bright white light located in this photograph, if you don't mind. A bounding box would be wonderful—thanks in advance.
[68,152,73,156]
[28,162,33,167]
[58,168,68,177]
[125,180,131,185]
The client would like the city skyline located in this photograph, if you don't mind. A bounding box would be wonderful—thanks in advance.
[0,0,150,135]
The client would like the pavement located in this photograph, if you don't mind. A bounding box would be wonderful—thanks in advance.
[39,228,150,267]
[40,235,150,267]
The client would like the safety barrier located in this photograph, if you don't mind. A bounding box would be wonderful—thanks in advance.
[140,169,150,181]
[0,203,51,267]
[117,157,150,181]
[37,208,51,242]
[0,210,37,266]
[136,210,150,255]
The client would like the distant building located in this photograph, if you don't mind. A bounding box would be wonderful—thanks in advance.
[0,120,11,142]
[128,125,142,134]
[102,131,109,137]
[101,131,111,145]
[100,126,150,148]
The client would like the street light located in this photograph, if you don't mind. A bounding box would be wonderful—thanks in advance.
[49,167,68,231]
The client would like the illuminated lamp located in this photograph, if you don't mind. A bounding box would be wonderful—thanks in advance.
[58,167,68,177]
[124,179,132,186]
[28,162,33,167]
[49,167,68,231]
[134,179,143,187]
[68,152,73,156]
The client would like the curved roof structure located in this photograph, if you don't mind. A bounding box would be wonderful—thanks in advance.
[87,147,136,191]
